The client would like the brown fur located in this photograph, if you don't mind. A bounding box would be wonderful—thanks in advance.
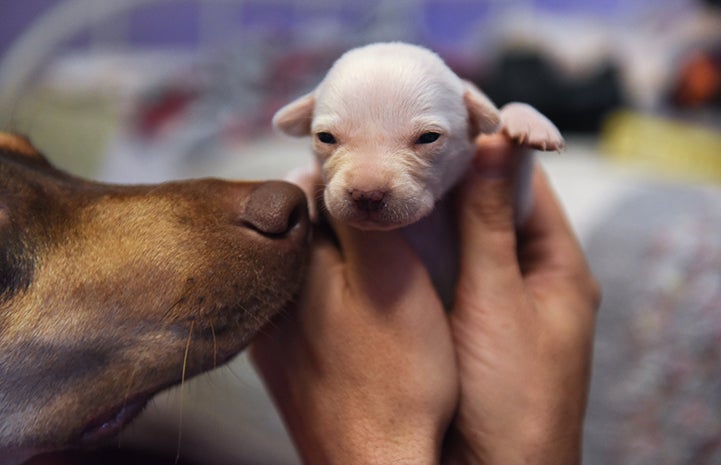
[0,134,310,461]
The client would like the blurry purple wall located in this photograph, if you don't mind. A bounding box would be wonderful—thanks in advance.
[0,0,695,62]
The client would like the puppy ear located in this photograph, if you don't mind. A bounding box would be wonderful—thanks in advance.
[463,80,501,136]
[272,92,315,137]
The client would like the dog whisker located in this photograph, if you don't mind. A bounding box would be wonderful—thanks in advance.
[240,301,270,330]
[316,194,330,214]
[210,322,218,369]
[175,321,194,465]
[116,363,142,448]
[163,293,191,321]
[224,361,249,388]
[314,189,325,203]
[262,305,289,331]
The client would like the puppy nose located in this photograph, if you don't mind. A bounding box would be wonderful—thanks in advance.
[349,189,386,212]
[241,181,308,237]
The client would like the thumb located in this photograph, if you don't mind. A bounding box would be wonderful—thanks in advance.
[455,134,530,286]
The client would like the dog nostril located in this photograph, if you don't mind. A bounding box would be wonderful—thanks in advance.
[349,189,386,212]
[241,181,308,237]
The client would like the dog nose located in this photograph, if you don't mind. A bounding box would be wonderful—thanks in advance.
[349,189,386,212]
[242,181,308,237]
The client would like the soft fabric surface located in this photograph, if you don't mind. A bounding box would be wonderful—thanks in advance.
[584,182,721,465]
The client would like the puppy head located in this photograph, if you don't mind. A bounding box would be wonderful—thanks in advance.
[273,42,500,230]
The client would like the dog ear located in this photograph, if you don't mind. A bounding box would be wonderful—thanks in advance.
[0,133,43,159]
[463,80,501,136]
[272,92,315,137]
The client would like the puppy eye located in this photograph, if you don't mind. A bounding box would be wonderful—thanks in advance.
[316,132,336,144]
[416,132,441,144]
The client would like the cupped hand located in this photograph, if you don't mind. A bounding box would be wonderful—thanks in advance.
[445,134,601,465]
[251,210,457,465]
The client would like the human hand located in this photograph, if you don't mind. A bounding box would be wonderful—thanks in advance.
[445,134,600,465]
[251,214,457,464]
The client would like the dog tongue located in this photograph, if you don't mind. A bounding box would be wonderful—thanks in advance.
[242,181,307,236]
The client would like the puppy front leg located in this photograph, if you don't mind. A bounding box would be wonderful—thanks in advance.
[497,103,564,225]
[500,103,565,152]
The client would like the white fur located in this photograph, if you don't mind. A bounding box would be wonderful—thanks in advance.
[274,42,502,230]
[274,42,564,303]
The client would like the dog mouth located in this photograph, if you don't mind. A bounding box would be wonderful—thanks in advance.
[78,394,154,446]
[74,268,306,447]
[75,322,258,447]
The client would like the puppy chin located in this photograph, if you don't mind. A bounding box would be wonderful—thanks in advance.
[346,218,411,231]
[327,201,432,231]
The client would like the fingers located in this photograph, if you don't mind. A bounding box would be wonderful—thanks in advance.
[250,222,342,344]
[518,168,584,273]
[330,217,434,306]
[455,134,529,288]
[455,134,599,309]
[518,169,601,308]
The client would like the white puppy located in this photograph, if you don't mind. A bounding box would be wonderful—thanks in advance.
[273,42,563,303]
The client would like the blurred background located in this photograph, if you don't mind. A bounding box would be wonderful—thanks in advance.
[2,1,720,464]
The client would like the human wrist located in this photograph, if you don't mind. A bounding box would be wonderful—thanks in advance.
[487,426,581,465]
[307,439,439,465]
[292,421,442,465]
[447,416,582,465]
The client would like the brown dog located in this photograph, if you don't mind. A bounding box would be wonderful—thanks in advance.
[0,133,310,464]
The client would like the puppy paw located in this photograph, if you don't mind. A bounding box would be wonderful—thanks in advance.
[500,102,565,152]
[285,165,323,222]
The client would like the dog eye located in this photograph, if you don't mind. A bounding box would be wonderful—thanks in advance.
[316,132,336,144]
[416,132,441,144]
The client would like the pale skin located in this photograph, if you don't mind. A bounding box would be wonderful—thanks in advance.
[251,132,600,465]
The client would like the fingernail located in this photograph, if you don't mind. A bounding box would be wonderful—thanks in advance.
[472,135,526,178]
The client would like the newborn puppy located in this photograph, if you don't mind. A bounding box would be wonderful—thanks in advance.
[273,42,563,302]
